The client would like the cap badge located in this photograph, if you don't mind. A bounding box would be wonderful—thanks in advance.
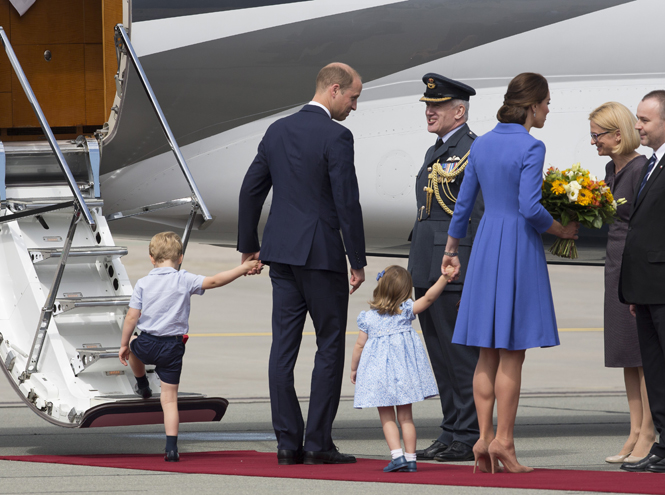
[427,78,436,89]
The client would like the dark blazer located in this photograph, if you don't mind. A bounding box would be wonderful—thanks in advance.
[407,124,484,291]
[620,154,665,304]
[237,105,366,273]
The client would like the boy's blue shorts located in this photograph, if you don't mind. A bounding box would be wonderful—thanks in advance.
[130,332,186,385]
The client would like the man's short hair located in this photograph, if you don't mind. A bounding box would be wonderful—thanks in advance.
[149,231,183,263]
[450,98,470,122]
[316,63,360,93]
[643,90,665,120]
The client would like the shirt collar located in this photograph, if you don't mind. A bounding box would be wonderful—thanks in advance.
[654,142,665,165]
[307,101,331,119]
[149,267,177,275]
[439,124,464,144]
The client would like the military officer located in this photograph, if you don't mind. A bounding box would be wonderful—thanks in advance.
[408,73,484,462]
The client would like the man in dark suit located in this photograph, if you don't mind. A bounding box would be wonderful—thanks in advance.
[408,74,483,462]
[237,63,366,465]
[620,90,665,473]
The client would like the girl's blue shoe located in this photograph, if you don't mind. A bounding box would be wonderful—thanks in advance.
[383,456,408,472]
[404,460,417,472]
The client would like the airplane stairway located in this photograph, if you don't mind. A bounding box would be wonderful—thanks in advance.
[0,27,225,428]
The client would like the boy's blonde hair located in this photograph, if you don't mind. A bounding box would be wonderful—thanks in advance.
[369,265,413,316]
[149,231,182,263]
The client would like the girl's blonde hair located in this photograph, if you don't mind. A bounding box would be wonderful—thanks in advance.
[589,101,640,155]
[149,231,182,263]
[369,265,413,316]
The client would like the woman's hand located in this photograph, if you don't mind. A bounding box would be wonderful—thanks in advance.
[559,221,580,239]
[442,255,461,282]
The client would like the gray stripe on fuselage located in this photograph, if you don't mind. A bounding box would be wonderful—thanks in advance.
[101,0,631,174]
[133,0,309,22]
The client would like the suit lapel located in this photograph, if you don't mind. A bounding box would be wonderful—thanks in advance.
[632,155,665,217]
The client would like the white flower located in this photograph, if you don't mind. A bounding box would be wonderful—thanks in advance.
[600,185,610,195]
[570,162,582,172]
[564,181,581,202]
[566,170,577,179]
[612,200,618,209]
[589,174,597,182]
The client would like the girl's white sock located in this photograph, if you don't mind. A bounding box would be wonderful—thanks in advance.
[405,453,416,462]
[391,448,404,459]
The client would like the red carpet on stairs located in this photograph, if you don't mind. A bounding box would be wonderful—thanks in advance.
[1,450,664,494]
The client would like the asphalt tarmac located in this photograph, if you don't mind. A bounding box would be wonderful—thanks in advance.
[0,240,647,495]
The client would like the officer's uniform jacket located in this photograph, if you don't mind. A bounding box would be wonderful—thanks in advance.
[407,123,484,291]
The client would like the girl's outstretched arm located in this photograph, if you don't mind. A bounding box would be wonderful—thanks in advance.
[413,267,454,315]
[350,331,368,384]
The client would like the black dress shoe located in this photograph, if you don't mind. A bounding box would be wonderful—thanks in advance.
[434,441,475,462]
[416,440,449,460]
[304,446,356,464]
[621,453,663,472]
[277,449,304,465]
[646,457,665,473]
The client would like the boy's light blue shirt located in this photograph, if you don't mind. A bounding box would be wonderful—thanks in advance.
[129,267,206,336]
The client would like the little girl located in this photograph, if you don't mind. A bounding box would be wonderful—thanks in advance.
[351,265,452,473]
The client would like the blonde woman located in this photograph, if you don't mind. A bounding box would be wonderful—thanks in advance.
[589,101,655,463]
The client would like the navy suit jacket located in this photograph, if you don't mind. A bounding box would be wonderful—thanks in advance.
[237,105,366,273]
[620,154,665,304]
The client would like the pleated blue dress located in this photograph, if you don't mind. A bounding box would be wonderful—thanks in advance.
[448,123,559,350]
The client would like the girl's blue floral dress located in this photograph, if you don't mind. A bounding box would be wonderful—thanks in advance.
[354,299,438,408]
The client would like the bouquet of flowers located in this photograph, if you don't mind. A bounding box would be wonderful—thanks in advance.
[541,163,624,259]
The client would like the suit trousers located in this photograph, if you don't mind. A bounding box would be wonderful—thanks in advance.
[268,262,349,452]
[635,304,665,457]
[415,289,479,447]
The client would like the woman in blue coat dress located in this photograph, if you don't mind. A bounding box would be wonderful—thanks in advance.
[442,73,579,473]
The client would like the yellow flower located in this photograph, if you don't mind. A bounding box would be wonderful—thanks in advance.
[578,176,591,188]
[551,180,565,195]
[604,191,615,203]
[578,188,593,206]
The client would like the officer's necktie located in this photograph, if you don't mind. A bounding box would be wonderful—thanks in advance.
[434,138,443,151]
[637,153,658,199]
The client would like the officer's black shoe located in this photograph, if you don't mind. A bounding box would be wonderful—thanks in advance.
[416,440,448,460]
[304,445,356,464]
[434,441,475,462]
[621,453,663,472]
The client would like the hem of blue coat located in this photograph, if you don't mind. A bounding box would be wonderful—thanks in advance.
[451,338,560,351]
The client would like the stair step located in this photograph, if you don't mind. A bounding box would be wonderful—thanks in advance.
[54,296,130,316]
[28,246,128,265]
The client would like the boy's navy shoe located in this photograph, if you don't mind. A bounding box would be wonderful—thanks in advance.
[404,460,417,472]
[133,382,152,399]
[383,456,408,472]
[165,450,179,462]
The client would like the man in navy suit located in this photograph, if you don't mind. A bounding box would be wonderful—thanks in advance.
[237,63,366,465]
[620,90,665,473]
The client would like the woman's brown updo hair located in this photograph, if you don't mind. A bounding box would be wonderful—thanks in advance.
[497,73,549,125]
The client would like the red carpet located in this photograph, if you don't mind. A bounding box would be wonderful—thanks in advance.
[1,450,664,494]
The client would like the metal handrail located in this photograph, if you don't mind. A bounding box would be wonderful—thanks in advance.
[114,25,212,224]
[0,27,95,228]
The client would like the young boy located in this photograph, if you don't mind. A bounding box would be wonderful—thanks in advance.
[119,231,259,462]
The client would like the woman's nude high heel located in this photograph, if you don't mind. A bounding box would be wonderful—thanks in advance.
[488,439,533,473]
[473,439,502,473]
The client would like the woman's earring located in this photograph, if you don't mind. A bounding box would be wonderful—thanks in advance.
[533,111,537,118]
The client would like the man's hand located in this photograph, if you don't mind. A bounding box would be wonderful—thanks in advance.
[350,267,365,294]
[241,251,263,275]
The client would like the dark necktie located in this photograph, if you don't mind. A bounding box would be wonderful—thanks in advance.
[637,153,658,199]
[434,139,443,151]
